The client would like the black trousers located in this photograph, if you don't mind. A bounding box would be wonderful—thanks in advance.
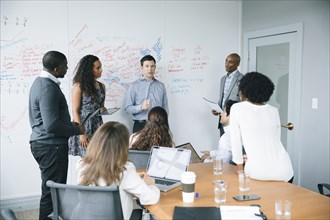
[31,142,68,220]
[130,209,142,220]
[133,120,147,133]
[219,124,225,137]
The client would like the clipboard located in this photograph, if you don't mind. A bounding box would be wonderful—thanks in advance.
[202,97,223,113]
[173,206,220,220]
[82,107,120,125]
[99,107,120,116]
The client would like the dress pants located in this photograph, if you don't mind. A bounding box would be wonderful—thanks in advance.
[218,115,225,137]
[133,120,147,133]
[30,142,68,220]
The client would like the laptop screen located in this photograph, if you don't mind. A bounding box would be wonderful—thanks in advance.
[147,146,191,181]
[175,143,202,163]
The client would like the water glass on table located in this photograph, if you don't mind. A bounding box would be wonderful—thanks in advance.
[214,180,227,204]
[275,200,292,219]
[238,171,250,192]
[213,155,223,175]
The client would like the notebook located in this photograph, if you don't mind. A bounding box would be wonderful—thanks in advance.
[175,143,203,163]
[173,206,220,220]
[146,146,191,192]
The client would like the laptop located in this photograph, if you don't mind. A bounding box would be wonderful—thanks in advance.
[128,149,150,170]
[146,146,191,192]
[175,143,203,163]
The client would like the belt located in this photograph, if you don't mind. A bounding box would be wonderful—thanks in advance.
[134,120,146,123]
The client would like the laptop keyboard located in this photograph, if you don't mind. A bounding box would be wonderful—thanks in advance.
[155,179,176,186]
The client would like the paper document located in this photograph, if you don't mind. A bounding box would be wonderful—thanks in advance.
[202,97,222,112]
[220,206,262,220]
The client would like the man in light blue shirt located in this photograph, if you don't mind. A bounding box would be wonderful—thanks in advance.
[124,55,168,132]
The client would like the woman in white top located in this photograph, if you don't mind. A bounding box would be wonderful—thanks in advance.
[129,106,174,150]
[231,72,294,182]
[77,121,160,219]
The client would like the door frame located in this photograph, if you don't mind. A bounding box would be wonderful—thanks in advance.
[242,23,303,185]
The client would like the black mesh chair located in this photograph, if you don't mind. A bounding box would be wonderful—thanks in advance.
[46,180,123,220]
[317,183,330,197]
[0,209,17,220]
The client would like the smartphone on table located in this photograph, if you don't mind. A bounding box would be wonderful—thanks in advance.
[233,194,260,201]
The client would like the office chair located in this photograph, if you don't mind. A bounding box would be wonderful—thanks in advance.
[1,208,17,220]
[46,180,123,220]
[128,150,151,170]
[317,183,330,197]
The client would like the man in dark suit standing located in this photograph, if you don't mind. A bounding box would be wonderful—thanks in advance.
[212,53,243,136]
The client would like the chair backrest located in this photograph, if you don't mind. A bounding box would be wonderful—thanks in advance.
[128,150,151,170]
[0,209,17,220]
[46,180,123,220]
[317,183,330,197]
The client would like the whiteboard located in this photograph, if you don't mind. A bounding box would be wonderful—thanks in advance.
[1,1,241,202]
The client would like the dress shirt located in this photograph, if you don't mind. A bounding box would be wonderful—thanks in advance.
[210,125,232,163]
[222,70,237,107]
[39,70,61,85]
[124,76,168,121]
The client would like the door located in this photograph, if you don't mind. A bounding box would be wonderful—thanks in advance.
[249,33,295,149]
[243,24,303,184]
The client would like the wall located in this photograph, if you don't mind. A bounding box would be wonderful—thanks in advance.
[1,1,69,210]
[0,0,242,210]
[242,0,330,192]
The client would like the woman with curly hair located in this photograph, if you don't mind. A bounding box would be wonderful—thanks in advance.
[230,71,294,182]
[129,106,174,150]
[77,121,160,219]
[68,55,106,157]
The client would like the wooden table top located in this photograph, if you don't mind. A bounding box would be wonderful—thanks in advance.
[145,162,330,219]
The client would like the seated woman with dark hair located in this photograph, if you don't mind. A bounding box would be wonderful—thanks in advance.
[230,71,294,183]
[129,106,174,150]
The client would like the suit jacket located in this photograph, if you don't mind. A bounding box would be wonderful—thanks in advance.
[217,70,244,130]
[218,70,244,108]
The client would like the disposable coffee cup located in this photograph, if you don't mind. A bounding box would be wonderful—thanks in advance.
[181,171,196,203]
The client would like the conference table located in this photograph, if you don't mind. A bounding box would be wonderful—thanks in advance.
[145,162,330,219]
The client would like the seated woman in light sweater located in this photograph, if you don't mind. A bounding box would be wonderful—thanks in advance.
[129,106,174,150]
[77,121,160,219]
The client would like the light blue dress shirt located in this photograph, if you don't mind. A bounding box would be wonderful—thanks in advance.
[124,76,168,121]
